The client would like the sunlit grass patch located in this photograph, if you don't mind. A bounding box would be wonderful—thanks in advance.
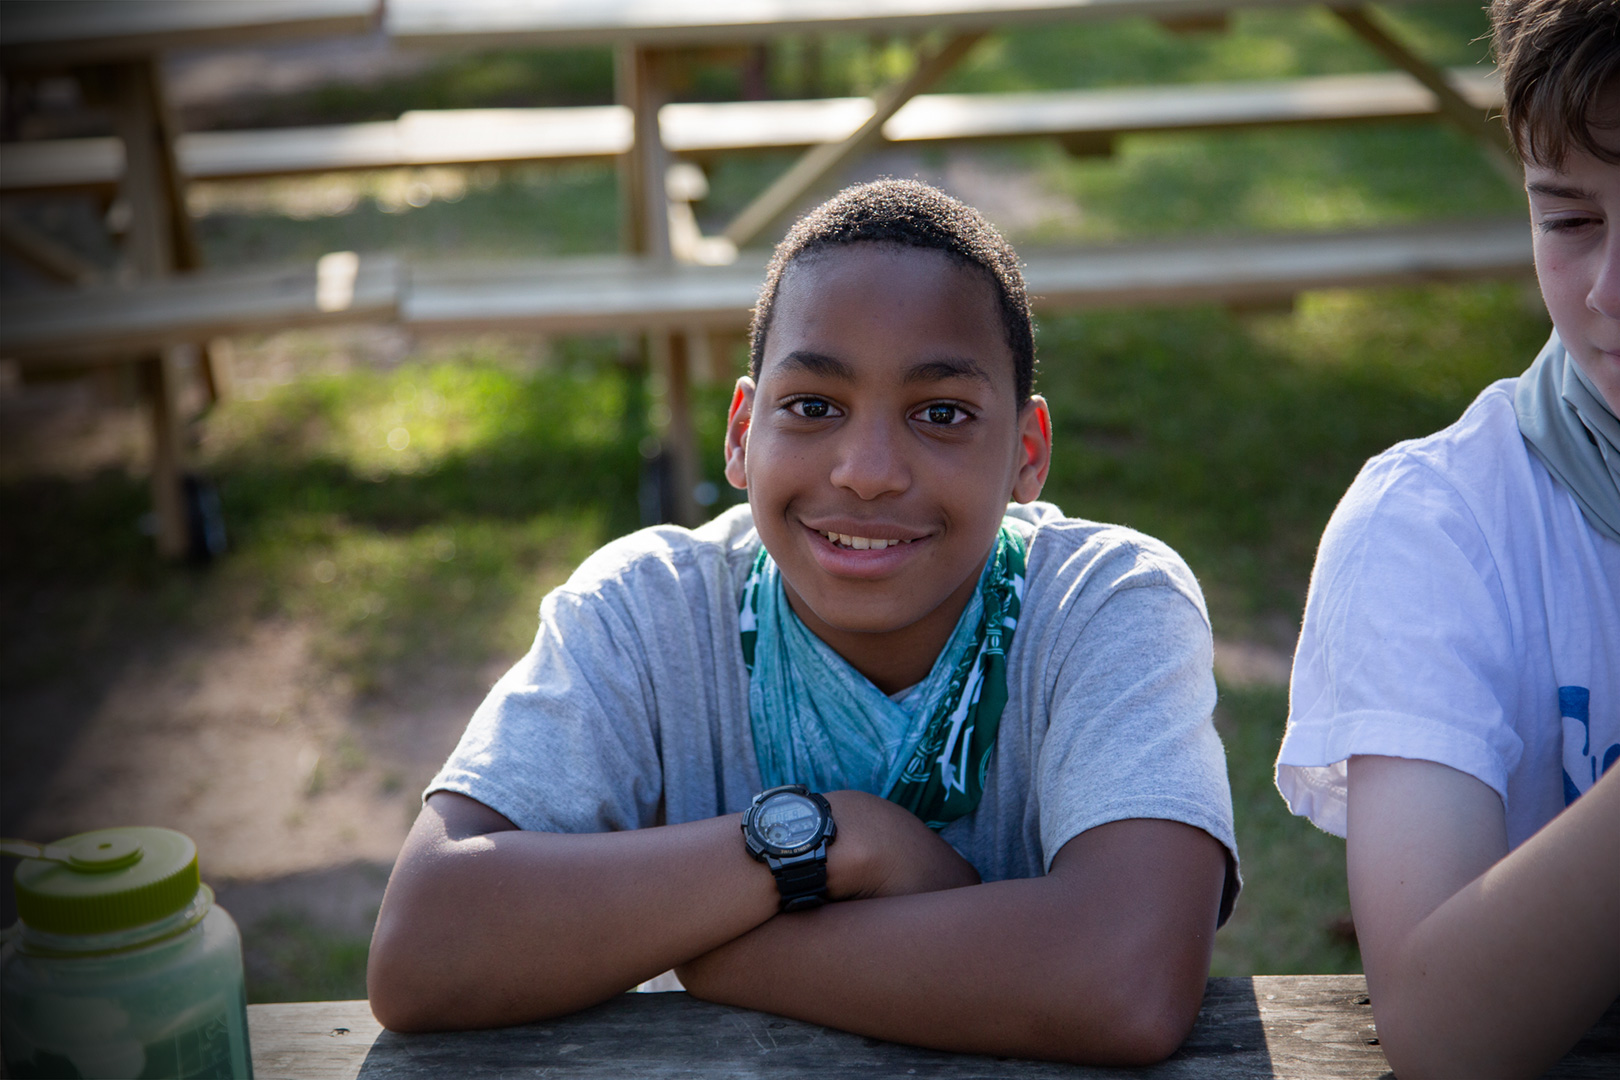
[210,356,628,479]
[225,511,599,695]
[195,162,620,268]
[1035,123,1521,246]
[197,352,634,693]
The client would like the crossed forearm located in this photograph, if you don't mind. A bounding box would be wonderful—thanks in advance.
[677,878,1168,1064]
[1352,763,1620,1079]
[679,818,1227,1065]
[369,792,1225,1066]
[368,788,957,1029]
[368,796,781,1030]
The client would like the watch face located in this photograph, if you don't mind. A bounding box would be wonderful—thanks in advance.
[754,791,823,852]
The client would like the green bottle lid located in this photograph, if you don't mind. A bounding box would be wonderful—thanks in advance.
[10,827,201,936]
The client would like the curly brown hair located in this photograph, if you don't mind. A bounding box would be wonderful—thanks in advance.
[1490,0,1620,167]
[748,178,1037,404]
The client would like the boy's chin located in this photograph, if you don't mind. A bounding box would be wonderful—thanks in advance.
[784,578,950,640]
[1568,346,1620,415]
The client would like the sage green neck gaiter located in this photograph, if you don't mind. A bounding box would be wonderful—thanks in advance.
[1516,332,1620,545]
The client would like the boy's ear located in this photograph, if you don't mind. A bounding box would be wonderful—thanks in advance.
[1011,396,1052,504]
[724,377,755,490]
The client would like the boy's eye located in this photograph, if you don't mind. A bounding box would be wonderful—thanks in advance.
[916,403,970,425]
[788,397,836,419]
[1538,215,1602,234]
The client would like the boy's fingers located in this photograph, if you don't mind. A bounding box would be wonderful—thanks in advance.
[822,790,979,900]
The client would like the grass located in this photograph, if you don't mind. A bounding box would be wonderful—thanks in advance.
[1212,686,1361,977]
[2,0,1543,997]
[243,913,373,1004]
[1034,283,1547,635]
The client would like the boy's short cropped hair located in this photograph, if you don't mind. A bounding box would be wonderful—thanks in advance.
[749,178,1038,404]
[1490,0,1620,168]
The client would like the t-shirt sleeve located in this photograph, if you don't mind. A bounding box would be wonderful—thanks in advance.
[1035,575,1239,923]
[1276,457,1521,838]
[425,580,665,834]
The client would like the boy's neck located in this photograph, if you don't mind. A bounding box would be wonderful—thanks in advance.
[781,564,985,695]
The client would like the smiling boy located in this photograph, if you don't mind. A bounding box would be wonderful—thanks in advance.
[1275,2,1620,1076]
[369,180,1238,1065]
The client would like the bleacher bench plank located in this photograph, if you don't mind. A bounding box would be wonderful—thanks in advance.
[0,255,400,362]
[0,0,377,67]
[385,0,1405,49]
[1020,219,1530,310]
[0,220,1526,361]
[404,219,1531,335]
[0,68,1500,193]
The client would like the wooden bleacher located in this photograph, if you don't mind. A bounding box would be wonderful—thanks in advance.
[0,220,1531,361]
[0,0,1523,541]
[0,68,1499,192]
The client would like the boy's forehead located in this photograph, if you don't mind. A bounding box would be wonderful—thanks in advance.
[763,243,1015,386]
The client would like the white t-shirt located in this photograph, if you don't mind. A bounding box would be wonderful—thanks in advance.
[430,501,1241,921]
[1277,379,1620,845]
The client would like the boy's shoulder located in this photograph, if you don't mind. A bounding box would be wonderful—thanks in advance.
[1360,378,1522,482]
[1330,377,1538,548]
[1012,501,1210,622]
[561,504,759,598]
[1358,378,1523,495]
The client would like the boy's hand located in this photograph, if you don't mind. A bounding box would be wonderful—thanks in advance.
[822,790,980,900]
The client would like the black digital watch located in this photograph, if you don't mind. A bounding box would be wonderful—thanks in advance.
[742,784,837,912]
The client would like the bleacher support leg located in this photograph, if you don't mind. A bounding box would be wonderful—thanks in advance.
[621,44,705,526]
[109,58,222,552]
[1330,5,1519,185]
[138,351,189,560]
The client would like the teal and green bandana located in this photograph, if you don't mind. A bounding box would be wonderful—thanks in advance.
[739,522,1026,829]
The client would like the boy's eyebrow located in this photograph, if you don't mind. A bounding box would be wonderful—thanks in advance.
[1526,180,1597,200]
[773,352,993,387]
[903,358,993,387]
[775,350,857,380]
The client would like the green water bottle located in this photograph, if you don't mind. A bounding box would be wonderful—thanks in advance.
[0,827,253,1078]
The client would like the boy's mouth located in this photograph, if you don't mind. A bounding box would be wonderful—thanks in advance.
[817,530,916,551]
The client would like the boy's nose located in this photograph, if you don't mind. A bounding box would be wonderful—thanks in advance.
[1589,235,1620,321]
[828,419,911,500]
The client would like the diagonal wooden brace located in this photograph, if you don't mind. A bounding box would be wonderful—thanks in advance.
[1330,5,1519,184]
[722,31,986,250]
[0,213,101,284]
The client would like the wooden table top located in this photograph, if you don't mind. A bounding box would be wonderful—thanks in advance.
[386,0,1416,50]
[249,976,1620,1080]
[0,0,379,67]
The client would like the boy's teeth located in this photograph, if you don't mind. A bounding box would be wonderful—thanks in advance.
[821,531,910,550]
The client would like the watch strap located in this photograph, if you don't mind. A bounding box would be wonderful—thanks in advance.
[770,849,830,912]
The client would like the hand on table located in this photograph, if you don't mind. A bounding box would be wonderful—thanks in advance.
[821,789,980,900]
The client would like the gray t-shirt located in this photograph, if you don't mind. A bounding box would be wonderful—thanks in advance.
[429,501,1240,921]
